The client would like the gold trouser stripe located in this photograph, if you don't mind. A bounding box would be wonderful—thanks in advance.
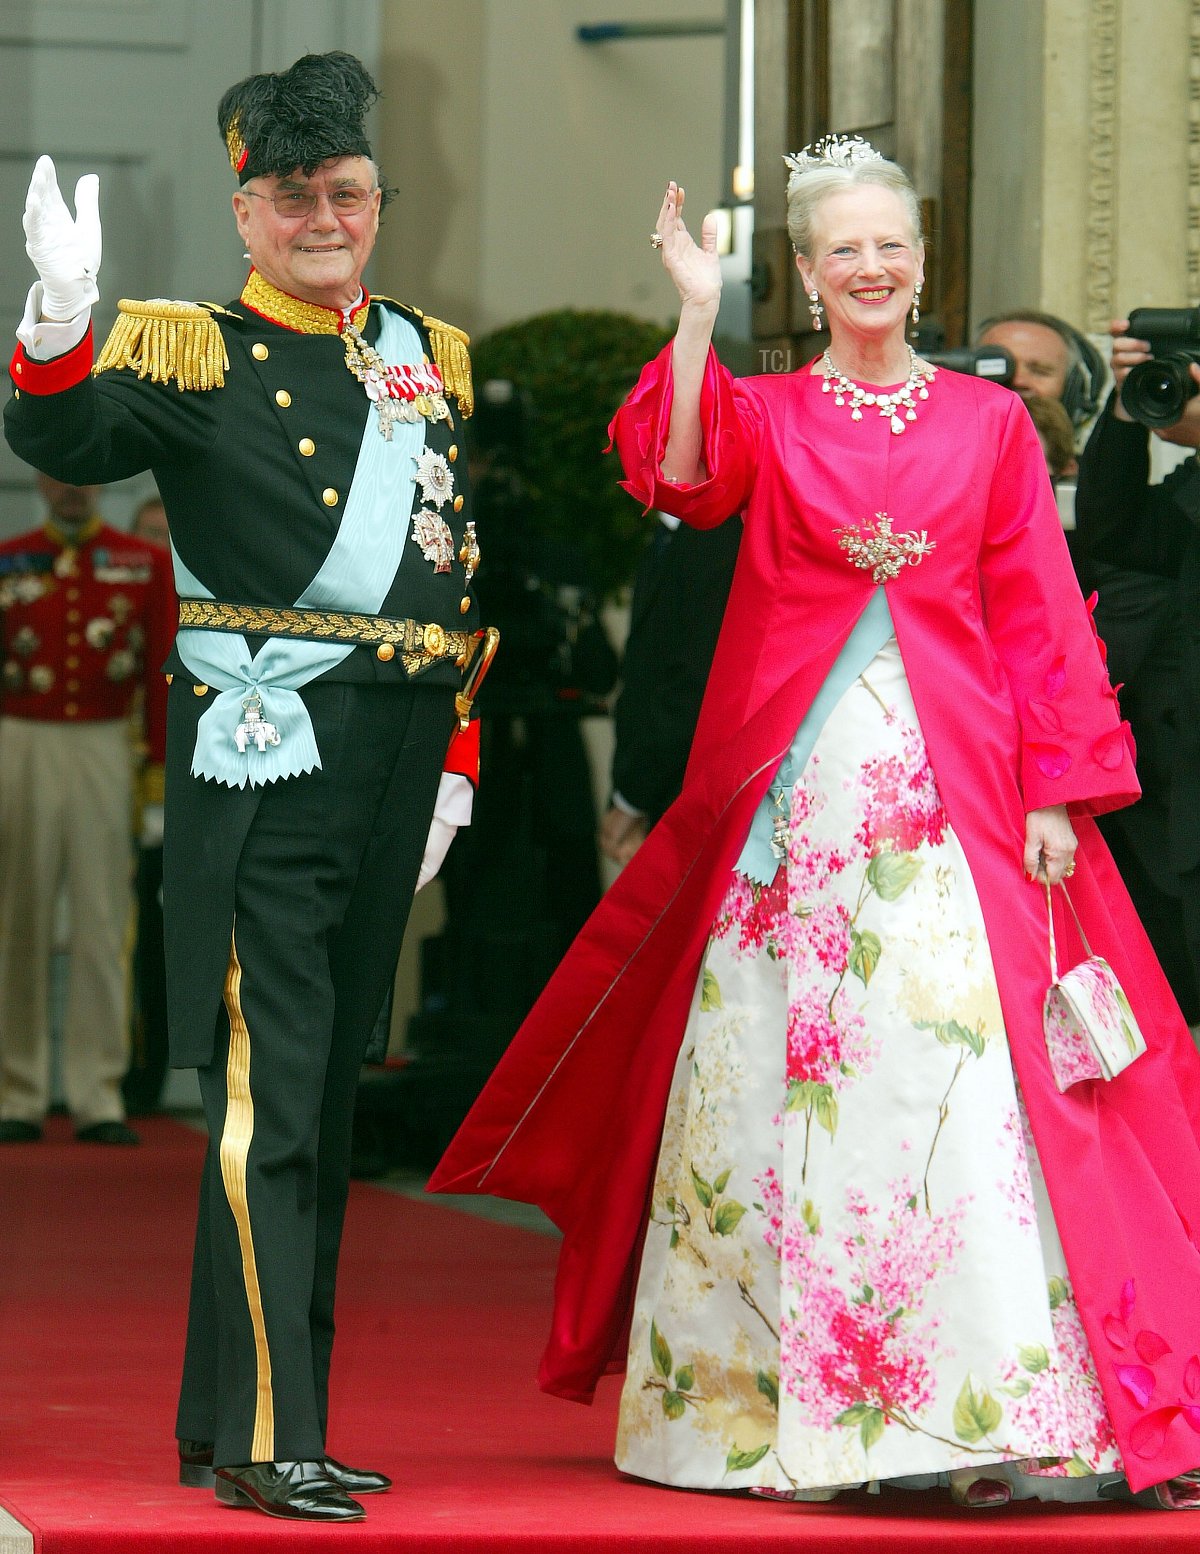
[219,932,274,1461]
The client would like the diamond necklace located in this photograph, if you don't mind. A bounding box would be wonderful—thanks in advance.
[820,345,936,434]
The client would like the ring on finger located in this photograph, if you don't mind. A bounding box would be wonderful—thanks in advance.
[1064,861,1076,878]
[650,232,664,249]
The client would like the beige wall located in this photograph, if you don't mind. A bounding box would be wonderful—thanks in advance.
[377,0,725,337]
[972,0,1194,333]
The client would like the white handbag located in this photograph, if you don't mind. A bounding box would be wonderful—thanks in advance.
[1042,883,1147,1093]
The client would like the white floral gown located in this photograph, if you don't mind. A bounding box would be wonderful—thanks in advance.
[615,634,1122,1499]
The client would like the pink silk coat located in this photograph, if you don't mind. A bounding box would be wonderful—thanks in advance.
[430,347,1200,1493]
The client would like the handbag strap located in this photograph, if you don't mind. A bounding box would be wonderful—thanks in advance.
[1044,879,1094,983]
[1045,882,1058,981]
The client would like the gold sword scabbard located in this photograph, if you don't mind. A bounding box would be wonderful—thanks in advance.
[455,626,500,731]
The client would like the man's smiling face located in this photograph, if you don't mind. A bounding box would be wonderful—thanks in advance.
[233,156,382,310]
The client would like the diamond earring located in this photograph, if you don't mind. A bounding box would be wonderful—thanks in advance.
[809,290,824,330]
[911,283,922,327]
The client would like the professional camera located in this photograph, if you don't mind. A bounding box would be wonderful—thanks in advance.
[1119,306,1200,428]
[922,344,1014,386]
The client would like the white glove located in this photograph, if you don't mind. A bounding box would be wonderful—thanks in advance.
[23,155,101,322]
[139,803,165,849]
[415,773,474,891]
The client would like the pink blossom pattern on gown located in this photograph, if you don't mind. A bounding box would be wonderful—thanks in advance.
[615,640,1120,1498]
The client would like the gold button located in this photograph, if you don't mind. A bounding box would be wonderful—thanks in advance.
[67,609,81,624]
[67,679,80,692]
[13,362,21,375]
[193,683,209,697]
[422,623,447,656]
[275,389,292,407]
[67,633,81,646]
[322,488,339,507]
[448,444,459,462]
[376,642,395,662]
[13,387,19,398]
[453,495,464,512]
[252,343,269,361]
[67,587,80,601]
[165,673,174,685]
[65,702,78,716]
[298,438,315,457]
[66,656,79,669]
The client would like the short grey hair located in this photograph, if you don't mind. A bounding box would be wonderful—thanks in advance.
[786,156,922,261]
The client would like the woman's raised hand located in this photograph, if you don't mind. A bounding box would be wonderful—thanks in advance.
[655,182,721,313]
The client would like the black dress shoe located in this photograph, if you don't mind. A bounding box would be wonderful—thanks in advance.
[179,1440,389,1495]
[0,1120,42,1143]
[76,1120,140,1145]
[324,1456,391,1494]
[214,1461,364,1522]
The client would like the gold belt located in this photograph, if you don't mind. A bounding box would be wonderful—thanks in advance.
[177,598,473,676]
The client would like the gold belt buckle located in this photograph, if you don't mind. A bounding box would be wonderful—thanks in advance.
[422,622,447,657]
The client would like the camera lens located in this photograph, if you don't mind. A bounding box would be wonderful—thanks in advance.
[1121,355,1198,429]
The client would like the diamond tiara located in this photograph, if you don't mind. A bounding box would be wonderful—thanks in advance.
[783,134,884,187]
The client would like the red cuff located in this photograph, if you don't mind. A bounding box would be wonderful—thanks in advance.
[444,717,480,786]
[10,327,94,395]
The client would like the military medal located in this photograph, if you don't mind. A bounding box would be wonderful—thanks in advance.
[411,509,455,573]
[413,447,454,507]
[106,650,136,682]
[458,522,479,614]
[234,691,281,754]
[342,324,450,439]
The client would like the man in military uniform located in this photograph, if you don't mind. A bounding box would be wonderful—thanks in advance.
[0,474,173,1145]
[5,52,487,1523]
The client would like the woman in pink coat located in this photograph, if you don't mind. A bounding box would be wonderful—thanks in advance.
[431,138,1200,1510]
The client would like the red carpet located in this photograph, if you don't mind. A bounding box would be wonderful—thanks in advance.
[0,1114,1190,1550]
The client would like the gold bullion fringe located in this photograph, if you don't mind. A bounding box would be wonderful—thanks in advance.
[424,316,474,418]
[219,930,275,1461]
[94,300,228,391]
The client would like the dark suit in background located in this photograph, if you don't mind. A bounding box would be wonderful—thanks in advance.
[1075,394,1200,1015]
[611,516,742,828]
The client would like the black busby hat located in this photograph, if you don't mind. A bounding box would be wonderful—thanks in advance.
[218,51,390,198]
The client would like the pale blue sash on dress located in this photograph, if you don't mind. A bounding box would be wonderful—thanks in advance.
[736,588,896,883]
[171,309,426,788]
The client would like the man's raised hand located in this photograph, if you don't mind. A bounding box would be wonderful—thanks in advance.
[23,155,101,322]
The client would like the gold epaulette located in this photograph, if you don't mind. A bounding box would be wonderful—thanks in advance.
[374,297,473,418]
[93,299,229,391]
[424,315,473,418]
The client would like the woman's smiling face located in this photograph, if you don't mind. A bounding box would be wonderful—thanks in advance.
[798,184,924,357]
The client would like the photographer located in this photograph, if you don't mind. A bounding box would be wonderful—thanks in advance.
[1075,321,1200,1010]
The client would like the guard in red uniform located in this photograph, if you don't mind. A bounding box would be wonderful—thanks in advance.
[0,473,175,1143]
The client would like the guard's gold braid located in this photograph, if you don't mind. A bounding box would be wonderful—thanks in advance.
[93,301,227,391]
[424,316,473,417]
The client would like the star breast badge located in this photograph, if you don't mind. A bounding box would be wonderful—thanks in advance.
[411,508,455,573]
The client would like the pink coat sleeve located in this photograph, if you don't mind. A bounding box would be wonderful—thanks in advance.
[978,395,1138,817]
[608,343,763,527]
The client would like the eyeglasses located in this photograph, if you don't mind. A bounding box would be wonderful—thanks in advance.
[244,187,375,218]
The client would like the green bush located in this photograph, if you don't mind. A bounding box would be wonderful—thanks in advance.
[473,309,671,600]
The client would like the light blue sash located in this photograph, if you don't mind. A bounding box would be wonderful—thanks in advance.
[736,588,896,883]
[171,310,426,787]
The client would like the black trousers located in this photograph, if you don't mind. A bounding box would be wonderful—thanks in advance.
[174,681,450,1465]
